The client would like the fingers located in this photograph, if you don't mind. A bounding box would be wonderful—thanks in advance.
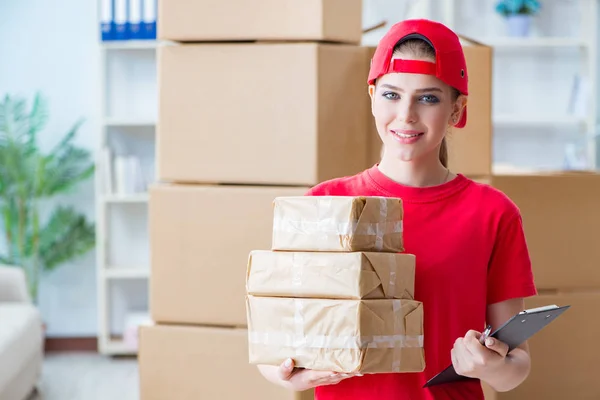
[453,337,477,378]
[289,369,362,391]
[484,337,509,357]
[278,358,295,381]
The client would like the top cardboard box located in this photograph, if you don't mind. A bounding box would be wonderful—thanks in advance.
[158,0,363,44]
[272,196,404,252]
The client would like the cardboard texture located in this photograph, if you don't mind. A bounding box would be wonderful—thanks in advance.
[491,173,600,289]
[497,292,600,400]
[482,383,497,400]
[149,184,308,326]
[139,325,313,400]
[246,250,415,299]
[247,296,425,373]
[158,43,370,186]
[271,196,404,252]
[158,0,362,44]
[365,39,493,177]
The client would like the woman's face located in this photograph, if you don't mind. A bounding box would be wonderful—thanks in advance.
[369,51,464,165]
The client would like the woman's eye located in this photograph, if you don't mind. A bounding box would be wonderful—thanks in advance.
[420,95,440,104]
[382,91,399,100]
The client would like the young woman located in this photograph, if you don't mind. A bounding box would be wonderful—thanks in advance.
[257,19,537,400]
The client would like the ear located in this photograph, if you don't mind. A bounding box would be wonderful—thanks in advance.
[368,84,376,115]
[449,95,467,126]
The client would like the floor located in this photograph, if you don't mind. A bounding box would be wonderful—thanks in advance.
[29,353,139,400]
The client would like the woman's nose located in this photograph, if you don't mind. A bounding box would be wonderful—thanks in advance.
[396,101,418,124]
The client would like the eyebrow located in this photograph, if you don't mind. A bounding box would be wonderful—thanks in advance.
[380,84,443,93]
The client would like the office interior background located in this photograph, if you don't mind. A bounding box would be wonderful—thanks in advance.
[0,0,598,399]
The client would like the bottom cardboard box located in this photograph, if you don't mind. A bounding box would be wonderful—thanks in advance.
[247,296,425,373]
[497,292,600,400]
[139,324,313,400]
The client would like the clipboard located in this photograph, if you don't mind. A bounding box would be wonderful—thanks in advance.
[424,304,571,388]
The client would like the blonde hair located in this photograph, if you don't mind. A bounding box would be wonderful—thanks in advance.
[392,39,460,168]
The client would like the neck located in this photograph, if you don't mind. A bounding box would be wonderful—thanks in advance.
[377,152,451,188]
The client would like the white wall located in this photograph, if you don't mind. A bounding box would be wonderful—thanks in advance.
[0,0,100,336]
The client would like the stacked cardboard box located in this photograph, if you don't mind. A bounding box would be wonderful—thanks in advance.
[139,1,371,399]
[487,173,600,400]
[246,196,425,373]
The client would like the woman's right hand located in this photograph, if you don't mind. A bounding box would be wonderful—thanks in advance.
[277,358,361,391]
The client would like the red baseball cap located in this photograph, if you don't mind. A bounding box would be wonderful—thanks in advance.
[368,19,469,128]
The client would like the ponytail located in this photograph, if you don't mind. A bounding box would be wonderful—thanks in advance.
[439,137,448,168]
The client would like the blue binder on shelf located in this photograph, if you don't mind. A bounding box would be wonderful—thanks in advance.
[128,0,144,40]
[114,0,129,40]
[142,0,157,40]
[100,0,115,41]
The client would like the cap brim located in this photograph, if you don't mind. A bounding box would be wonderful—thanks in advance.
[455,107,467,128]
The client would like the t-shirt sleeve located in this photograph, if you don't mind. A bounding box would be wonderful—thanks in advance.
[487,210,538,305]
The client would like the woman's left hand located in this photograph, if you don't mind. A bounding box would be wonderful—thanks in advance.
[451,329,510,380]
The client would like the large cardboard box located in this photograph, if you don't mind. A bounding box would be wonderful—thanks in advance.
[247,251,416,299]
[247,296,425,373]
[158,0,362,44]
[491,173,600,289]
[150,184,308,326]
[365,39,493,177]
[271,196,404,252]
[497,292,600,400]
[139,324,313,400]
[483,383,497,400]
[158,43,370,186]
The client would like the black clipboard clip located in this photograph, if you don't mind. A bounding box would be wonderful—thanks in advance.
[424,304,571,388]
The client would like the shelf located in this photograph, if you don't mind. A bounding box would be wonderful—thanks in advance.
[104,268,150,279]
[101,40,159,50]
[104,117,156,127]
[103,193,149,203]
[494,114,586,127]
[480,37,586,49]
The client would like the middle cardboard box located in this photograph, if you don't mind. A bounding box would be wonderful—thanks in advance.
[247,250,415,300]
[157,42,370,186]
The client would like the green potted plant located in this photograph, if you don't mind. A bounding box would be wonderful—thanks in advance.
[0,93,96,303]
[495,0,542,37]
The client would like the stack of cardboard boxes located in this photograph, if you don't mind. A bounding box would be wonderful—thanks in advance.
[490,173,600,400]
[137,1,513,397]
[139,1,371,399]
[246,196,425,374]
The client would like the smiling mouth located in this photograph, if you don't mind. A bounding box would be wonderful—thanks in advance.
[391,130,424,139]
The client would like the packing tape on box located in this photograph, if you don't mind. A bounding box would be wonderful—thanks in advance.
[389,256,397,298]
[247,331,423,350]
[248,299,423,351]
[273,198,402,251]
[271,219,403,238]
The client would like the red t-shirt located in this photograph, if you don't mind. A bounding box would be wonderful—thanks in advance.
[307,165,537,400]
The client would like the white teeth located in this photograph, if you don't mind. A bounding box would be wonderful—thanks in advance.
[394,132,421,138]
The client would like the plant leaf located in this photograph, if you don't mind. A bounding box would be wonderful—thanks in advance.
[37,206,95,270]
[38,119,94,197]
[27,92,48,151]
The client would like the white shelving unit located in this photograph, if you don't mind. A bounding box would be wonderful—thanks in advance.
[410,0,599,170]
[96,38,159,355]
[442,0,598,169]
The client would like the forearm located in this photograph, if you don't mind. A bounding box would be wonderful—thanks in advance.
[482,348,531,392]
[257,365,293,390]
